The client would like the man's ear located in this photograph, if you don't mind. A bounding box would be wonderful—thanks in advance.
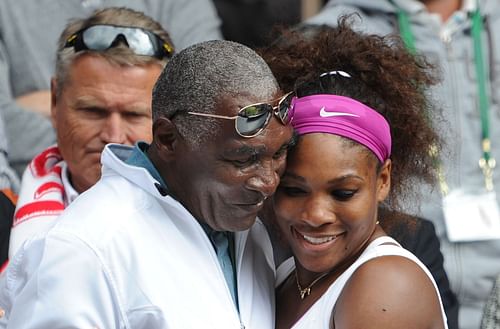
[150,117,181,161]
[50,78,58,130]
[377,159,391,202]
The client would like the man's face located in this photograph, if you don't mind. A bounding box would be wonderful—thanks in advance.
[51,55,162,193]
[169,94,294,232]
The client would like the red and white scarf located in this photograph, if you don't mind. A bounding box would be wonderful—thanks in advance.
[9,146,67,259]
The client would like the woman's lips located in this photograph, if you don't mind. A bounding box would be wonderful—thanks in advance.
[292,227,345,248]
[302,234,337,245]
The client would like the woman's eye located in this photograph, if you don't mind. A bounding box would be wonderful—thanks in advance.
[272,147,288,160]
[331,190,356,201]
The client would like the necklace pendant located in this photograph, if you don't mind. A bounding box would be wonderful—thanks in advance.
[299,287,311,299]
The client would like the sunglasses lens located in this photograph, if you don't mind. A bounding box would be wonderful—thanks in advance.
[124,30,156,55]
[236,104,272,136]
[82,26,116,50]
[83,26,155,55]
[76,25,172,59]
[278,93,294,124]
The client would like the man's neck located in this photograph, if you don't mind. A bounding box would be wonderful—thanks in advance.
[420,0,462,21]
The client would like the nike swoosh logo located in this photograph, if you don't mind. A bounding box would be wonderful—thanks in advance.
[319,107,360,118]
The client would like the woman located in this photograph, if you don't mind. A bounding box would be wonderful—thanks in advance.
[261,20,448,328]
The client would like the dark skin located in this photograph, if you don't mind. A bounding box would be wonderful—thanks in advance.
[147,93,294,232]
[275,134,445,329]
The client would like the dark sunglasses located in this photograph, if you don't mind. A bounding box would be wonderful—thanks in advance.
[186,91,295,138]
[64,24,174,59]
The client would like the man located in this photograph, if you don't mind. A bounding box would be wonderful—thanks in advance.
[0,0,222,178]
[0,39,295,327]
[8,7,173,259]
[306,1,500,328]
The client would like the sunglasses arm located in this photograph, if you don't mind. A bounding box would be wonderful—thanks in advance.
[186,112,239,120]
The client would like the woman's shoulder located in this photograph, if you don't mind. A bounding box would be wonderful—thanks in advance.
[333,246,446,329]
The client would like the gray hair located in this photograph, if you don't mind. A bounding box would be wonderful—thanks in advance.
[55,7,173,93]
[152,40,279,147]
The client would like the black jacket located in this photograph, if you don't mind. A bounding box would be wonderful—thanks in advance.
[0,190,15,265]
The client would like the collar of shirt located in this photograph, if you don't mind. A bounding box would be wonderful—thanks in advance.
[392,0,478,42]
[200,222,239,310]
[125,141,168,189]
[392,0,476,14]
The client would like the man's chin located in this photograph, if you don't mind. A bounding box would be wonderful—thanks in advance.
[226,215,258,232]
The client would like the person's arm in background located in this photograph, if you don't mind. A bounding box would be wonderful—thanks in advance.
[0,37,55,177]
[15,90,51,117]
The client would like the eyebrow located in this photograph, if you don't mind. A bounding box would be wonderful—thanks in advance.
[282,172,363,184]
[281,171,305,182]
[72,95,102,109]
[226,145,262,157]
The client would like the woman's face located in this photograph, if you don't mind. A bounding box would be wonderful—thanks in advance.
[274,133,391,274]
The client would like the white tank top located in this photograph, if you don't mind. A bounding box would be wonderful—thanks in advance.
[275,236,449,329]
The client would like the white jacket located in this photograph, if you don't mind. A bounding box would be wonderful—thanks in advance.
[0,144,275,329]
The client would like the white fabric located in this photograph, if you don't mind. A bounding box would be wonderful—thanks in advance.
[276,236,448,329]
[0,143,276,329]
[9,145,81,260]
[9,146,67,259]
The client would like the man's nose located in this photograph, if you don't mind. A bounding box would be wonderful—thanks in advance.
[245,160,280,198]
[100,113,127,144]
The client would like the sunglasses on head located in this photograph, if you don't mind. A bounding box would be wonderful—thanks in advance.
[186,91,295,138]
[64,24,174,59]
[296,70,352,97]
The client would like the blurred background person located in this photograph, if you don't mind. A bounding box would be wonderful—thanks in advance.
[0,0,222,178]
[8,7,173,261]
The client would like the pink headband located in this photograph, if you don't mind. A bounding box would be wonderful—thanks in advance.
[291,94,391,162]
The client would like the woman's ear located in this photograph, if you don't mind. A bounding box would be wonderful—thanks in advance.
[377,159,391,202]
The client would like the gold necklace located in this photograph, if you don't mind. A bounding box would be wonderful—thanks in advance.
[295,222,381,300]
[295,270,332,300]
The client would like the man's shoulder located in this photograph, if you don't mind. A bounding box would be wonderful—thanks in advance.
[53,175,154,242]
